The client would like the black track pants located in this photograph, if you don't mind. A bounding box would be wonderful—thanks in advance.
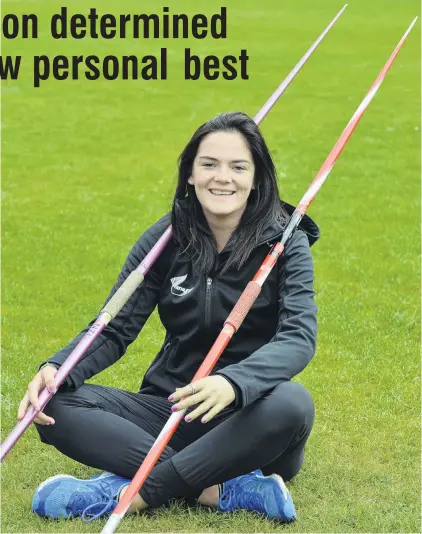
[36,381,314,508]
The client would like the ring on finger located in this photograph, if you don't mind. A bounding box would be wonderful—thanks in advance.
[189,384,197,395]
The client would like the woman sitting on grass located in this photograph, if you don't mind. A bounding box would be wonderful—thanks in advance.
[18,112,319,523]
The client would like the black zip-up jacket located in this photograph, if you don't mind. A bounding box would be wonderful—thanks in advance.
[42,200,320,410]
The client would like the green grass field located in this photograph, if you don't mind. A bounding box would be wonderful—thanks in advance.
[1,0,420,532]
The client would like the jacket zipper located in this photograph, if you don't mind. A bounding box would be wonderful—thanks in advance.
[204,277,213,330]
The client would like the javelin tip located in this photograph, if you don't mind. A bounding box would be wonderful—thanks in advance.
[402,16,418,38]
[336,5,348,16]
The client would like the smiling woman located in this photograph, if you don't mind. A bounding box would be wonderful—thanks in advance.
[19,112,318,525]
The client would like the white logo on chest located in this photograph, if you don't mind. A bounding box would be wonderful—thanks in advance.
[170,275,194,297]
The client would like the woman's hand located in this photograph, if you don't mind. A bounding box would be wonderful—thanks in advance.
[168,375,236,424]
[17,365,57,425]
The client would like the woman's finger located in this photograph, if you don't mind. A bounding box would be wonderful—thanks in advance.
[42,368,57,394]
[27,381,41,412]
[17,394,30,420]
[168,381,202,403]
[18,393,55,425]
[184,397,216,422]
[201,403,225,424]
[34,412,55,426]
[171,390,207,412]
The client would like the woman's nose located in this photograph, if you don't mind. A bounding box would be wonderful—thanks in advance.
[214,169,231,182]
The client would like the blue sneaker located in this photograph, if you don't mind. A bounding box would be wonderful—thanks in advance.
[32,472,130,522]
[218,469,296,522]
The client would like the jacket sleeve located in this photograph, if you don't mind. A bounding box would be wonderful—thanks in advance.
[39,215,170,390]
[216,229,318,409]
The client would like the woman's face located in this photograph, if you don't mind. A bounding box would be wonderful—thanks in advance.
[188,131,256,221]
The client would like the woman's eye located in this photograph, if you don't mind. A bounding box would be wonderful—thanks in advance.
[202,163,215,168]
[233,166,246,172]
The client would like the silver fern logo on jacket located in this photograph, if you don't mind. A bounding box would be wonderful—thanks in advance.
[170,275,194,297]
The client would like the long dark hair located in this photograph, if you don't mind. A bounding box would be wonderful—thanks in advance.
[171,112,287,274]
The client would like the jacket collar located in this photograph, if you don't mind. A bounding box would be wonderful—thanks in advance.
[277,201,320,247]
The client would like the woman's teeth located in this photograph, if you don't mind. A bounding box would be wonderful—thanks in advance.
[210,190,235,196]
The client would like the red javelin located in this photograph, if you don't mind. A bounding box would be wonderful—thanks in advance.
[102,15,417,534]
